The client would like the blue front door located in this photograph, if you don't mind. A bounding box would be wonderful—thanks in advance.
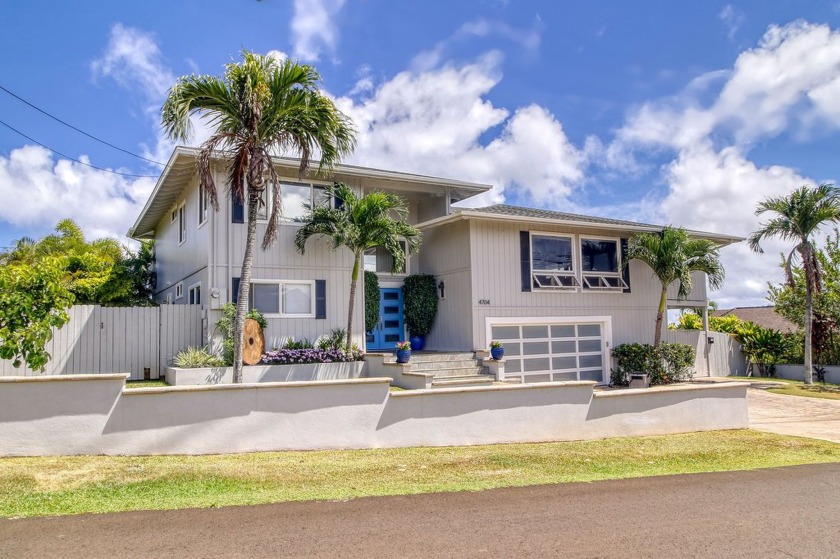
[366,288,405,351]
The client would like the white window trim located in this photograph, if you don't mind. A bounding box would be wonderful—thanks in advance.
[252,179,333,224]
[175,282,184,300]
[198,184,209,228]
[250,279,317,318]
[188,282,201,305]
[177,202,186,246]
[529,232,579,292]
[579,235,627,292]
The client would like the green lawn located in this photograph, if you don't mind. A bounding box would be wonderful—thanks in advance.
[2,430,838,518]
[728,376,840,401]
[124,380,168,389]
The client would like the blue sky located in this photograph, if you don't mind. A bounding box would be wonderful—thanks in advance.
[2,0,840,307]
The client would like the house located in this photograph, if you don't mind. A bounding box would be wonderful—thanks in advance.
[712,306,796,333]
[129,147,741,384]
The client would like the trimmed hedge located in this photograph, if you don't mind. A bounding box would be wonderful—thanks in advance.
[402,274,438,336]
[611,342,695,386]
[364,271,380,334]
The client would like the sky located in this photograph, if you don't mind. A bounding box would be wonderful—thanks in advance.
[1,0,840,308]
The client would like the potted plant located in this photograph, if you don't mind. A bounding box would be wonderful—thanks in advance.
[402,274,438,351]
[395,340,412,363]
[490,340,505,360]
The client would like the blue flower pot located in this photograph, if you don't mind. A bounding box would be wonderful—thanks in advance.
[409,335,426,351]
[396,349,411,364]
[490,347,504,360]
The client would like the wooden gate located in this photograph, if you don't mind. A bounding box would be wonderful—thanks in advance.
[0,305,203,380]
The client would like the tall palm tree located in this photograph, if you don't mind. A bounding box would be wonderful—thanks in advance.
[749,184,840,384]
[294,183,421,350]
[626,227,725,348]
[161,52,355,383]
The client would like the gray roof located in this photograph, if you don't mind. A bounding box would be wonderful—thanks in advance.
[462,204,663,229]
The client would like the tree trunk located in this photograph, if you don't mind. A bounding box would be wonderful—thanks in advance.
[804,274,814,385]
[233,188,260,384]
[346,253,360,351]
[654,286,668,348]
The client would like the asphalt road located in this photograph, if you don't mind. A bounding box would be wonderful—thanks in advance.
[1,462,838,558]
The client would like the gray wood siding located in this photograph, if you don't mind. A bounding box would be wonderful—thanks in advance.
[153,177,211,298]
[667,270,708,305]
[419,220,473,350]
[467,220,683,349]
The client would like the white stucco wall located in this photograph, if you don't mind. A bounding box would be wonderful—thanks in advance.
[0,375,748,456]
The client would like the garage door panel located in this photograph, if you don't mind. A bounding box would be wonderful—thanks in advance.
[551,325,575,338]
[578,339,601,352]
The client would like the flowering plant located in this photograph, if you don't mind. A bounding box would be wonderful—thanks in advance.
[261,346,363,365]
[489,340,504,349]
[395,340,411,351]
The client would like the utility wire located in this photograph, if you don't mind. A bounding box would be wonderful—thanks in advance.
[0,120,161,178]
[0,84,167,167]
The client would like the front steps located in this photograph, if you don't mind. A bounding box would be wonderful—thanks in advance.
[401,352,495,388]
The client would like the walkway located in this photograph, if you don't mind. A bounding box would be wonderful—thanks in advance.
[1,463,838,558]
[748,388,840,443]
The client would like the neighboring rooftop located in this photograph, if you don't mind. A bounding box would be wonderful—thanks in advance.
[465,204,663,229]
[712,306,797,333]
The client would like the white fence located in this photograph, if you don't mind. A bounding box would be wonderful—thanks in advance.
[0,305,203,380]
[665,329,748,376]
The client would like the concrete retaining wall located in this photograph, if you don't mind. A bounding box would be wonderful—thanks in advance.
[165,362,365,386]
[0,375,749,456]
[774,364,840,384]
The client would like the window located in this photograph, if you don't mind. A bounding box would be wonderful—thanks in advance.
[580,238,627,291]
[255,182,330,222]
[188,283,201,305]
[364,241,408,274]
[198,184,209,226]
[249,280,315,317]
[175,282,184,300]
[177,203,186,244]
[530,234,579,289]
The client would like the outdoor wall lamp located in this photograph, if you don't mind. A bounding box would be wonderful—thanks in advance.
[708,336,715,345]
[438,280,445,299]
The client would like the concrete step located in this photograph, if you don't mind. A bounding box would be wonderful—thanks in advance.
[410,360,481,371]
[431,375,495,388]
[425,367,488,378]
[405,352,476,363]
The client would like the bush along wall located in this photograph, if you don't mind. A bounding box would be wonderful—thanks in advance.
[364,271,380,334]
[402,274,438,336]
[611,343,695,386]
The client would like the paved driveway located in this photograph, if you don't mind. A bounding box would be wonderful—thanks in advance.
[749,388,840,443]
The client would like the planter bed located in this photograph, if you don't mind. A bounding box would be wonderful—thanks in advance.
[166,361,365,386]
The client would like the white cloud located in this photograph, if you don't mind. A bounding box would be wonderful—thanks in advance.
[0,145,154,241]
[608,21,840,307]
[91,23,175,100]
[334,52,586,206]
[290,0,346,62]
[719,5,745,40]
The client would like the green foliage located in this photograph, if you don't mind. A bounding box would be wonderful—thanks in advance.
[364,271,380,334]
[611,342,695,386]
[402,274,438,336]
[295,182,421,348]
[316,328,347,351]
[489,340,503,349]
[734,322,790,377]
[171,346,224,368]
[216,303,267,365]
[281,338,315,350]
[672,311,703,330]
[626,227,725,346]
[0,257,75,370]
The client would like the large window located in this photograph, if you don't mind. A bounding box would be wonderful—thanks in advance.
[250,280,315,317]
[530,234,578,289]
[256,182,329,222]
[580,237,627,291]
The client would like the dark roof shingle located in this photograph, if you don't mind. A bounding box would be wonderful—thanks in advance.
[712,306,797,333]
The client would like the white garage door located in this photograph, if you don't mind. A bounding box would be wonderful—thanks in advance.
[488,318,610,384]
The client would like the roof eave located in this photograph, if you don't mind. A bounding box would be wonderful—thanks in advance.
[127,148,189,239]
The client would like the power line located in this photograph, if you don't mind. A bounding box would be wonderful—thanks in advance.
[0,84,167,167]
[0,120,161,178]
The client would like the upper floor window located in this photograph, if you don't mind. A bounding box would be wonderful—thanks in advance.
[364,240,408,274]
[198,184,209,226]
[530,234,579,289]
[580,237,627,291]
[177,203,186,245]
[256,181,329,222]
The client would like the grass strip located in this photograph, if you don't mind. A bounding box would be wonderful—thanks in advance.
[728,376,840,401]
[1,430,839,518]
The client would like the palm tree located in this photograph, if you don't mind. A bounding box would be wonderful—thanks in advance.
[749,184,840,384]
[294,183,421,350]
[626,227,725,348]
[161,51,356,383]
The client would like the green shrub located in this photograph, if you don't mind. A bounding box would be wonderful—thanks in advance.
[735,322,790,377]
[281,337,314,350]
[364,271,380,334]
[171,346,224,368]
[216,302,268,365]
[402,274,438,336]
[611,342,695,386]
[316,328,347,351]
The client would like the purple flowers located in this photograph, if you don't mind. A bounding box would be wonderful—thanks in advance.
[261,347,363,365]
